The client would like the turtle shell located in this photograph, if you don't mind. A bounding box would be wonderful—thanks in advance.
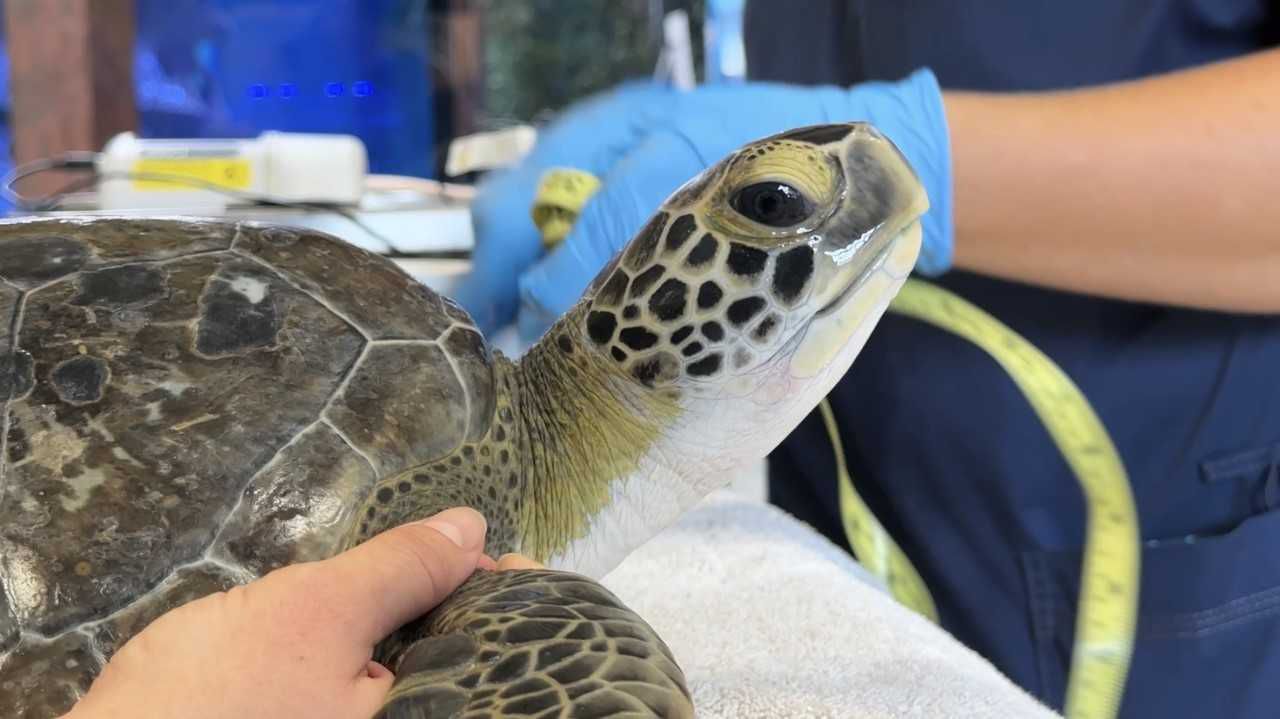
[0,217,496,716]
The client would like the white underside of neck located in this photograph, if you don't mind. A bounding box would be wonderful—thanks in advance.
[535,223,921,582]
[541,456,707,580]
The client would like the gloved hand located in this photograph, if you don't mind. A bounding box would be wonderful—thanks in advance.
[451,79,676,334]
[454,69,953,342]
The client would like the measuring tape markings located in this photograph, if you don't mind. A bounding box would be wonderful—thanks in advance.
[880,279,1140,719]
[818,397,940,623]
[528,166,1141,719]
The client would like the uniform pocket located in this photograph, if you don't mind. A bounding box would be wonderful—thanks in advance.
[1200,441,1280,521]
[1022,505,1280,718]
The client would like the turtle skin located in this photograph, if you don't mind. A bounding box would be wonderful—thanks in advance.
[0,217,691,718]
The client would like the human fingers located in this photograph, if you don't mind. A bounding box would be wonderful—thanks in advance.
[319,507,488,646]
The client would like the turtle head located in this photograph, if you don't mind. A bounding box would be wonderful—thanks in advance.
[577,122,927,467]
[508,124,927,570]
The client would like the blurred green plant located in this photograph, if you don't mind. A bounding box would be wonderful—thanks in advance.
[478,0,703,127]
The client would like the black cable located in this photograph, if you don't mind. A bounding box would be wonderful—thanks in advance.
[5,157,468,259]
[1,152,100,208]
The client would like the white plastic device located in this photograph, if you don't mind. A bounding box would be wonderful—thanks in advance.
[95,131,368,210]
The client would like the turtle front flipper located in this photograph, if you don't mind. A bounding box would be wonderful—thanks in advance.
[373,569,693,719]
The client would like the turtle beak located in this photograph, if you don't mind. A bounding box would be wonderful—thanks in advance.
[809,124,928,316]
[785,125,927,379]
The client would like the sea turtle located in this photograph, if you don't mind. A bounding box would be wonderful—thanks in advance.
[0,122,927,718]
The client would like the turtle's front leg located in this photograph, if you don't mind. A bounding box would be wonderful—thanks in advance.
[373,569,694,718]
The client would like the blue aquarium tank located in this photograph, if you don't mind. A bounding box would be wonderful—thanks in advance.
[0,0,725,210]
[133,0,436,178]
[0,0,435,192]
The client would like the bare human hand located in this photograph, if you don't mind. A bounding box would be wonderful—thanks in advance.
[65,507,540,719]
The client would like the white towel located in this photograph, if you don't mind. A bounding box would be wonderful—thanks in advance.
[600,490,1062,718]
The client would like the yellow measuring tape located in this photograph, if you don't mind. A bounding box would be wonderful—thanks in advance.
[531,168,602,248]
[530,167,1141,719]
[844,280,1141,719]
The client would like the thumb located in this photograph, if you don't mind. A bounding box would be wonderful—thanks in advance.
[320,506,488,646]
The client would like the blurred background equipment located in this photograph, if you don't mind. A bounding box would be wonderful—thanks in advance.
[0,0,740,300]
[92,131,368,210]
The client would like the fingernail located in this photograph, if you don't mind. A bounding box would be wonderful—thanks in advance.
[497,553,545,570]
[419,507,486,549]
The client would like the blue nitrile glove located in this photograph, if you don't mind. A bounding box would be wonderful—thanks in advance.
[457,69,952,341]
[452,80,678,334]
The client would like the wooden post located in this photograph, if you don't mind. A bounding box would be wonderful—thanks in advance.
[443,0,485,139]
[430,0,486,176]
[4,0,137,196]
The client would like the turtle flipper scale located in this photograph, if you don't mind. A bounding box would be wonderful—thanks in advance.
[374,569,694,718]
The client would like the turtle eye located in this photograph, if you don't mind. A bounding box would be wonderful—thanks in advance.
[730,182,814,228]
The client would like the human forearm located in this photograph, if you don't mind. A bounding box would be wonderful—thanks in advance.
[945,48,1280,313]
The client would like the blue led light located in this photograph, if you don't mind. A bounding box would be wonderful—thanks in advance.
[353,80,373,97]
[248,83,268,99]
[279,82,298,99]
[324,81,344,97]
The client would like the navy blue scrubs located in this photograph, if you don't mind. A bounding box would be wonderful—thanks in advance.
[748,2,1280,716]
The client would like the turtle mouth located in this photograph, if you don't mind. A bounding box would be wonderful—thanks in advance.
[813,221,914,318]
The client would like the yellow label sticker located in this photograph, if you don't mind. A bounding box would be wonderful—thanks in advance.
[130,158,253,192]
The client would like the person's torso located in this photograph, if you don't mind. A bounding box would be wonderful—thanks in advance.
[749,2,1280,716]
